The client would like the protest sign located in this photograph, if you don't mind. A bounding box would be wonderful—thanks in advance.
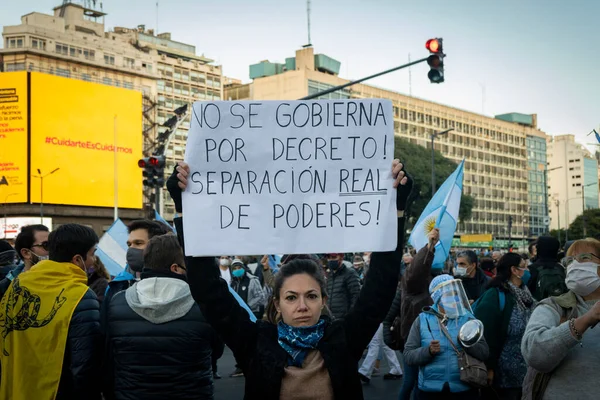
[182,99,397,256]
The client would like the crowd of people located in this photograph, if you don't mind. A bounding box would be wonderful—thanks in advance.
[0,160,599,400]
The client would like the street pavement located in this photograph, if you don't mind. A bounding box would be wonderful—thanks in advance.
[214,346,404,399]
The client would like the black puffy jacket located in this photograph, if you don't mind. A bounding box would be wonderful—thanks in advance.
[103,289,215,400]
[56,288,103,400]
[326,265,361,319]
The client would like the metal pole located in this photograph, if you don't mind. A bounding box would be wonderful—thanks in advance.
[557,200,561,245]
[114,116,118,221]
[155,187,161,214]
[300,56,429,100]
[431,135,435,195]
[583,186,587,237]
[40,176,44,224]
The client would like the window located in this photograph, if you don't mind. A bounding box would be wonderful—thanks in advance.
[5,63,25,72]
[142,63,152,73]
[55,42,69,55]
[31,38,46,50]
[56,68,70,78]
[83,49,95,60]
[104,54,115,65]
[123,81,133,89]
[103,77,112,85]
[69,45,81,57]
[82,74,91,82]
[123,57,135,68]
[7,36,24,48]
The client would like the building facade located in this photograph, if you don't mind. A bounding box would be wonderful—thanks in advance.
[0,2,221,231]
[226,46,548,241]
[547,134,599,232]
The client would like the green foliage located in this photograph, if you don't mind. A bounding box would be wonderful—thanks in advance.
[564,209,600,240]
[394,137,474,228]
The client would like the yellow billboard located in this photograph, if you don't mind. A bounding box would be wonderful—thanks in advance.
[0,72,28,203]
[30,72,143,208]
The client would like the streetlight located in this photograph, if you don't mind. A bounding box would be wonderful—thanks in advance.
[582,182,596,237]
[545,166,562,233]
[553,198,562,245]
[32,168,60,223]
[431,128,453,195]
[3,193,18,239]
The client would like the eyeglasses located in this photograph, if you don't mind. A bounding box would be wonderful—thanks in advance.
[564,253,600,267]
[31,241,48,251]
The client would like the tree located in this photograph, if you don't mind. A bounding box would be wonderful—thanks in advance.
[394,137,474,229]
[564,209,600,240]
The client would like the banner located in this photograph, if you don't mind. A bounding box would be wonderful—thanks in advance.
[182,100,396,256]
[0,72,28,203]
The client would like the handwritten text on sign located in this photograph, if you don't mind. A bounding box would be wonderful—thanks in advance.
[182,100,397,256]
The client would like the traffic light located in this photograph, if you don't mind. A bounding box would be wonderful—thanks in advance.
[425,38,445,83]
[138,156,166,188]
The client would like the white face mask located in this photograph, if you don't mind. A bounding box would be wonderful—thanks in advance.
[454,266,467,277]
[220,259,231,267]
[566,261,600,297]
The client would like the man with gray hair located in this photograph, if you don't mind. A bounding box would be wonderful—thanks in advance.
[104,233,217,399]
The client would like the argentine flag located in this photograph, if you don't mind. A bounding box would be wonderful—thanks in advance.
[96,219,129,276]
[155,210,176,232]
[409,160,464,269]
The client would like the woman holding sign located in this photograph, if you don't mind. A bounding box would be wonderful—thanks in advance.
[167,159,412,400]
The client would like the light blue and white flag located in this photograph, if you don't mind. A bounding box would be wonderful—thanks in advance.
[409,160,464,270]
[96,219,129,276]
[155,210,175,232]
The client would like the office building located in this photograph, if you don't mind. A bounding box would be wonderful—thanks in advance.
[225,46,549,241]
[547,134,599,232]
[0,1,221,231]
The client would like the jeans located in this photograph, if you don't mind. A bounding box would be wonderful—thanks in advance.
[398,357,418,400]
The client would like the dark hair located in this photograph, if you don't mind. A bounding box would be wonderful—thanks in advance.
[479,257,495,272]
[265,257,328,324]
[143,234,184,273]
[528,240,537,255]
[48,224,98,263]
[456,250,478,266]
[93,256,111,280]
[487,253,523,290]
[15,224,49,260]
[127,220,170,239]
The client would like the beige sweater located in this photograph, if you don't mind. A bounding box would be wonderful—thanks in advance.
[279,350,334,400]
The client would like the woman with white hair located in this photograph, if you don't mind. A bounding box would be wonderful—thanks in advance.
[403,274,489,400]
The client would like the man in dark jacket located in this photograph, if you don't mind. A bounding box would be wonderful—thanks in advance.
[0,240,17,280]
[0,224,50,300]
[454,250,489,301]
[325,253,361,319]
[527,236,567,300]
[0,224,102,399]
[104,233,215,400]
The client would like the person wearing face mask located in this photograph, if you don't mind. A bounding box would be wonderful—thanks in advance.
[0,224,102,400]
[475,253,536,400]
[102,220,170,325]
[404,274,489,400]
[324,253,361,320]
[103,233,217,399]
[453,250,490,302]
[218,255,233,285]
[522,238,600,400]
[230,259,265,321]
[0,225,50,301]
[87,256,111,303]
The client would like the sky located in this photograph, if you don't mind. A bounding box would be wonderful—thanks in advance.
[2,0,599,146]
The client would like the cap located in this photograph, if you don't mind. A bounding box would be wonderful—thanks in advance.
[231,258,245,268]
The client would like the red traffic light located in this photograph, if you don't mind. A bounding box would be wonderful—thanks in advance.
[138,158,148,168]
[149,157,159,167]
[149,155,166,168]
[426,38,441,53]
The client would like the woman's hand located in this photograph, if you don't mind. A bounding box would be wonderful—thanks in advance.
[392,159,413,212]
[427,228,440,250]
[428,340,441,356]
[166,162,191,213]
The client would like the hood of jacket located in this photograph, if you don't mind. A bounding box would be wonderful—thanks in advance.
[536,236,560,261]
[125,277,195,324]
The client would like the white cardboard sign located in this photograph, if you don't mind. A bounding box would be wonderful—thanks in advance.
[182,100,397,256]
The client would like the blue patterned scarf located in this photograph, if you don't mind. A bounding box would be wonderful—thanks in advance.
[277,319,326,367]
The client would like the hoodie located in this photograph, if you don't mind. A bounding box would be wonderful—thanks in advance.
[125,277,195,324]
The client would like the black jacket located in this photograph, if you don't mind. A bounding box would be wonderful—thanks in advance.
[176,216,403,400]
[461,267,490,301]
[56,288,103,400]
[326,265,361,319]
[103,288,215,400]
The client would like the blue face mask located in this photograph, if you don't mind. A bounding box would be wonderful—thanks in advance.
[232,269,245,278]
[520,269,531,286]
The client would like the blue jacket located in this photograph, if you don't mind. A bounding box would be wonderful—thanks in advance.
[417,311,473,393]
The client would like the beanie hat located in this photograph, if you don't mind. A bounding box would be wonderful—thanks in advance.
[429,274,454,304]
[231,258,245,268]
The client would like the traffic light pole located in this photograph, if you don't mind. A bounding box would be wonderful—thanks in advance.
[300,56,429,100]
[155,187,161,215]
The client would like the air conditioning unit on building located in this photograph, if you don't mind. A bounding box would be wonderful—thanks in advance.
[193,62,199,68]
[177,59,182,65]
[161,55,166,60]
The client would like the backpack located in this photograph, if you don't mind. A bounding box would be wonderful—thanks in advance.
[535,265,568,300]
[471,287,505,314]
